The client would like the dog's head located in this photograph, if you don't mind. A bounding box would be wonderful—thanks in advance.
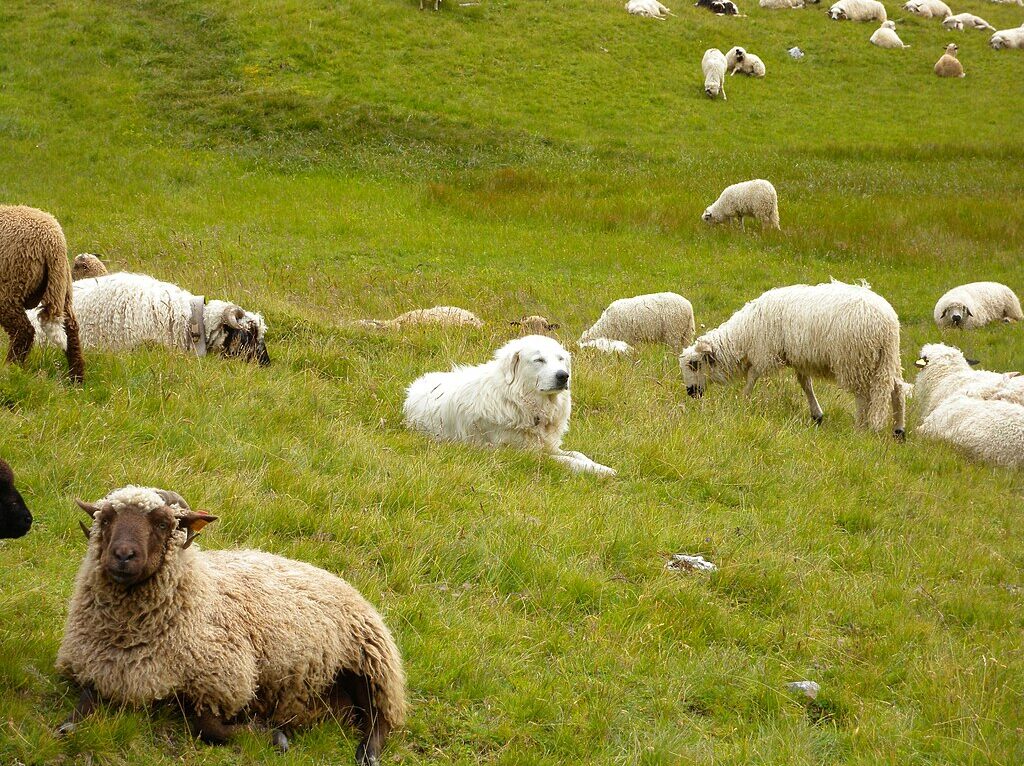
[496,335,571,395]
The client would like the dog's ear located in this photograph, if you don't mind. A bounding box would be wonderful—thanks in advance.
[503,350,521,385]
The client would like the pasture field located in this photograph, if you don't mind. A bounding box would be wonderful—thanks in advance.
[1,0,1022,764]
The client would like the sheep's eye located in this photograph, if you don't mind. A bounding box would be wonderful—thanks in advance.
[157,521,168,531]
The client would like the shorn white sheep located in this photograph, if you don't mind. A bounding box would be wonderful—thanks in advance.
[828,0,887,21]
[934,282,1022,328]
[917,396,1024,467]
[626,0,675,18]
[702,48,728,100]
[990,24,1024,48]
[357,306,483,330]
[942,12,996,30]
[702,179,780,230]
[578,292,696,353]
[903,0,952,18]
[913,343,1024,417]
[679,280,908,437]
[725,47,767,76]
[871,20,911,47]
[57,486,406,764]
[28,272,270,364]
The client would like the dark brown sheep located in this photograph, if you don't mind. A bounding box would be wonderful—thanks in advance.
[0,459,32,539]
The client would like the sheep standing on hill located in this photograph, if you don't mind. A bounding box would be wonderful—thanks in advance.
[57,486,406,765]
[913,343,1024,416]
[942,12,996,30]
[934,282,1022,328]
[626,0,675,17]
[72,254,108,281]
[828,0,887,21]
[904,0,952,18]
[935,43,966,75]
[725,47,767,76]
[357,306,483,330]
[679,280,908,437]
[702,179,780,230]
[0,459,32,539]
[29,272,270,365]
[702,49,728,100]
[990,24,1024,48]
[871,20,911,47]
[0,205,84,382]
[578,293,695,353]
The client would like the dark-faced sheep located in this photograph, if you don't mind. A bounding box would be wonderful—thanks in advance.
[0,459,32,539]
[57,486,405,765]
[0,205,84,382]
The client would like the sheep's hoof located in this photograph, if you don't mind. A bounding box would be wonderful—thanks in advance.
[356,743,380,766]
[55,721,77,737]
[894,428,906,442]
[812,414,824,426]
[271,729,289,752]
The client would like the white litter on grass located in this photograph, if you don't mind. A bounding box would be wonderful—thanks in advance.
[666,554,718,572]
[786,680,820,699]
[788,47,805,59]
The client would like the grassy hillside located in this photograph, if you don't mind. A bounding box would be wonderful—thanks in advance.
[1,0,1022,764]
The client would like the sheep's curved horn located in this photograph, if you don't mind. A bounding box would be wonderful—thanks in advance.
[75,498,101,518]
[78,520,91,540]
[154,489,191,511]
[223,306,246,330]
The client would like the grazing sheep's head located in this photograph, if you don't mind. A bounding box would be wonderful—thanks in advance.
[704,83,721,98]
[72,253,108,281]
[496,335,571,395]
[701,206,720,224]
[77,488,216,588]
[679,339,721,397]
[940,302,972,327]
[0,460,32,540]
[205,301,270,366]
[510,315,560,335]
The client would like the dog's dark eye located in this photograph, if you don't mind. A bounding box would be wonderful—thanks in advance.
[536,358,545,364]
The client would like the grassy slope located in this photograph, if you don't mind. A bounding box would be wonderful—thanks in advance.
[1,0,1022,764]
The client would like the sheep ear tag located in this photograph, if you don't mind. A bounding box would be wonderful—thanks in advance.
[177,512,218,534]
[915,358,927,369]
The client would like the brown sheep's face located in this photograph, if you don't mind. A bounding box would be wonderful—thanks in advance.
[78,500,216,588]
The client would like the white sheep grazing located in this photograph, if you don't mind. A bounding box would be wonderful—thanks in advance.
[903,0,951,17]
[760,0,805,9]
[871,20,911,47]
[725,47,766,76]
[702,179,780,230]
[913,343,1024,417]
[990,24,1024,48]
[626,0,675,17]
[918,396,1024,468]
[942,12,996,30]
[578,293,695,353]
[578,338,635,355]
[679,280,908,437]
[934,282,1023,329]
[828,0,887,21]
[702,49,728,100]
[357,306,484,330]
[28,272,269,364]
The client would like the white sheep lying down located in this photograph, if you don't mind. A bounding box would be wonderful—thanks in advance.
[828,0,887,20]
[903,0,951,17]
[871,20,910,47]
[702,48,728,100]
[725,47,766,76]
[990,25,1024,48]
[760,0,805,9]
[942,12,996,30]
[28,272,270,364]
[679,280,907,437]
[702,179,780,230]
[934,281,1023,328]
[626,0,674,17]
[918,396,1024,467]
[578,292,695,353]
[913,343,1024,417]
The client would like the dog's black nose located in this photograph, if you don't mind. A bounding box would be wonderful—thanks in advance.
[555,371,569,386]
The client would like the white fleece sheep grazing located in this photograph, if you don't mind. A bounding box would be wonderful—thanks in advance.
[828,0,887,21]
[578,293,695,353]
[871,20,910,46]
[702,179,780,230]
[578,338,635,355]
[760,0,805,9]
[990,25,1024,48]
[934,282,1022,328]
[679,280,907,437]
[942,12,996,30]
[913,343,1024,417]
[918,396,1024,468]
[725,47,766,76]
[357,306,483,330]
[903,0,951,17]
[626,0,674,17]
[702,49,728,100]
[28,272,270,364]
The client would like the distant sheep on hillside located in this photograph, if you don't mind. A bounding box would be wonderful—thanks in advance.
[579,293,695,353]
[760,0,805,9]
[702,179,780,230]
[935,43,966,76]
[626,0,675,18]
[990,24,1024,48]
[942,12,996,30]
[828,0,887,21]
[725,47,766,76]
[702,49,728,99]
[511,315,559,335]
[871,20,910,47]
[357,306,484,330]
[904,0,952,18]
[934,282,1022,328]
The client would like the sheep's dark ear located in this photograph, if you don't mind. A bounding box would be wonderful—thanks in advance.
[965,307,974,317]
[75,499,101,518]
[509,320,521,327]
[548,323,560,330]
[966,358,980,367]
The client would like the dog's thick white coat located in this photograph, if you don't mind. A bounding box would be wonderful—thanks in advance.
[403,336,615,475]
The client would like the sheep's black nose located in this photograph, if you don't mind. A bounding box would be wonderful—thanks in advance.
[113,546,137,564]
[555,371,569,386]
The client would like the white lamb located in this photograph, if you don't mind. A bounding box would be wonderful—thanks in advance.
[28,272,269,364]
[917,396,1024,468]
[942,12,996,30]
[933,282,1023,329]
[914,343,1024,417]
[990,24,1024,48]
[871,20,910,47]
[725,47,767,76]
[760,0,805,9]
[679,280,907,437]
[903,0,951,17]
[702,49,728,100]
[828,0,887,21]
[578,292,695,353]
[702,179,780,230]
[626,0,675,17]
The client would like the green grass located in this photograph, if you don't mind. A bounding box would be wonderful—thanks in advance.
[1,0,1022,763]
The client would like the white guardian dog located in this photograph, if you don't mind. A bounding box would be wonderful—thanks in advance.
[403,335,615,476]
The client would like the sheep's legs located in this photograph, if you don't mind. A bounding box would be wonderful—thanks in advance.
[186,703,237,744]
[796,372,823,424]
[0,307,35,365]
[63,311,84,384]
[348,675,386,766]
[742,367,759,397]
[891,382,906,441]
[271,728,290,752]
[56,684,98,736]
